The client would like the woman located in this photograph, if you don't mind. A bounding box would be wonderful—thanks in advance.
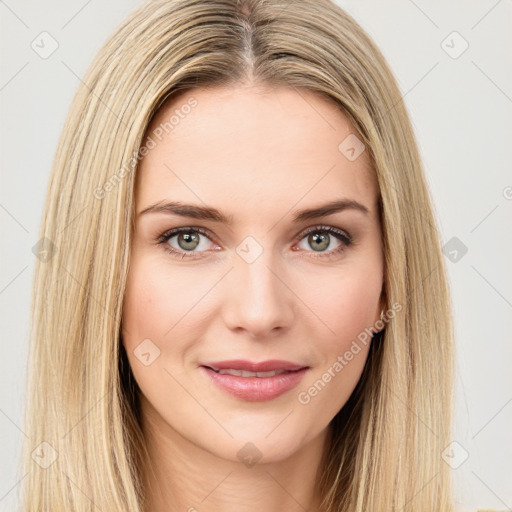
[22,0,455,510]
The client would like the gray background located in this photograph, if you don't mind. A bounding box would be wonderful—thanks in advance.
[1,1,511,510]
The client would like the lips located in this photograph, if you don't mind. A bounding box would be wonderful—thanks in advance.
[200,359,309,401]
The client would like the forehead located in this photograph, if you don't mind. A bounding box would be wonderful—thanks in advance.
[136,85,378,219]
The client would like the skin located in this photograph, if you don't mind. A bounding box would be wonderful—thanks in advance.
[121,83,385,512]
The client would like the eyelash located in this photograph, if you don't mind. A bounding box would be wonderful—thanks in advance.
[155,225,354,260]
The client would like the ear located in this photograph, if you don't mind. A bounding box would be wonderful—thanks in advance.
[374,279,387,327]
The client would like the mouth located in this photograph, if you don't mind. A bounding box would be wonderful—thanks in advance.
[199,360,309,401]
[204,367,299,378]
[201,359,308,373]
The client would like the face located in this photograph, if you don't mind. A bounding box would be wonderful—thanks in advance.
[121,84,385,464]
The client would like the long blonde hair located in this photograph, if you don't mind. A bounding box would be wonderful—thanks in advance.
[20,0,455,510]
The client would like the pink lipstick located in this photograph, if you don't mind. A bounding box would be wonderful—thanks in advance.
[200,359,309,401]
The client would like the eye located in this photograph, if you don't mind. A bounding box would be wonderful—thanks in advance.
[294,225,353,259]
[156,227,218,259]
[156,225,354,260]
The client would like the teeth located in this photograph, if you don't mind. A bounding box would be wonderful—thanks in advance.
[216,368,288,377]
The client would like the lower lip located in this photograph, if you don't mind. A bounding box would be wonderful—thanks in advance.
[200,366,308,401]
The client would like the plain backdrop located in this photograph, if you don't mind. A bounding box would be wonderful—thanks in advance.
[1,1,511,511]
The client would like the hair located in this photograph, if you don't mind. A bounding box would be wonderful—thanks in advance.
[20,0,455,510]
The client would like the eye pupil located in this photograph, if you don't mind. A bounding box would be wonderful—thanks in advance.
[178,232,200,250]
[309,232,329,252]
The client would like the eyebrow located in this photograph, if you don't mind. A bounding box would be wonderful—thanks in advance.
[137,198,369,224]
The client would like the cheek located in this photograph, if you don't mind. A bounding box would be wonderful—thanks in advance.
[297,260,382,347]
[122,267,159,343]
[294,264,381,419]
[122,255,206,343]
[333,274,381,338]
[121,256,202,403]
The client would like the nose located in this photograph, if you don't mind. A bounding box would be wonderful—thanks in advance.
[221,248,296,339]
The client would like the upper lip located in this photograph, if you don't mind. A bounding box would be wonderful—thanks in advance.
[202,359,308,372]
